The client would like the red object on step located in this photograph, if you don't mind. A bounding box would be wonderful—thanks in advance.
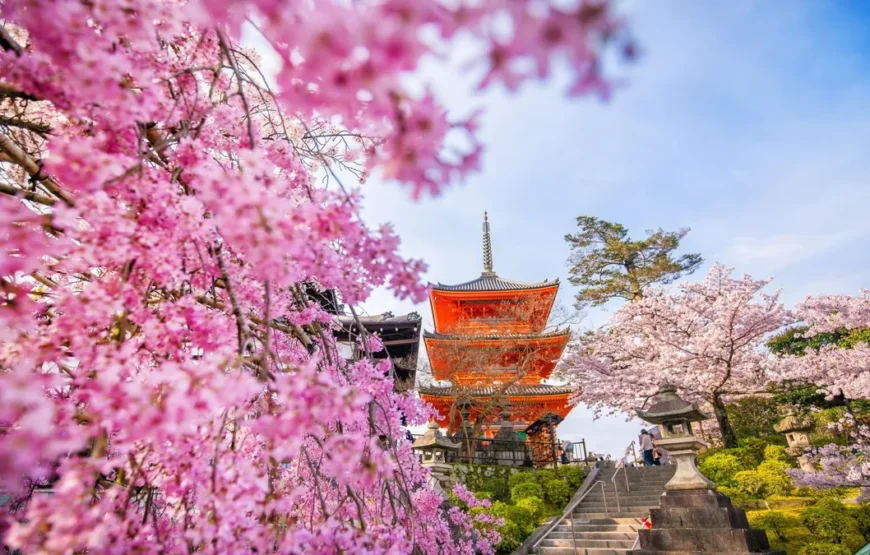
[640,517,652,529]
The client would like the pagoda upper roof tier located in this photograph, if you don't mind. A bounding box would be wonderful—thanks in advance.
[424,329,569,383]
[432,273,558,293]
[429,282,559,334]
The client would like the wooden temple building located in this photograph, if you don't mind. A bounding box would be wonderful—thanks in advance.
[303,284,422,393]
[418,212,574,444]
[335,312,422,393]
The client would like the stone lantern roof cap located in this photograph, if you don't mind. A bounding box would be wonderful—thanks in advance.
[412,421,460,450]
[774,412,813,434]
[636,382,711,424]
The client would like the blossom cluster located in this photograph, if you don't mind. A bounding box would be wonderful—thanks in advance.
[0,0,629,552]
[562,264,792,430]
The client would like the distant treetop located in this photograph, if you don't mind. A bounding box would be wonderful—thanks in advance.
[564,216,703,308]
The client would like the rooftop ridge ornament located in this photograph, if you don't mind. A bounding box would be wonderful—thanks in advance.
[482,210,495,276]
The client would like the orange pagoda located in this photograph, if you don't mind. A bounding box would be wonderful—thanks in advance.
[418,212,574,436]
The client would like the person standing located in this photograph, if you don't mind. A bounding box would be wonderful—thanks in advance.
[640,429,654,466]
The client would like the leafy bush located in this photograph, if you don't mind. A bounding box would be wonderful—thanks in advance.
[718,486,752,508]
[698,452,745,487]
[728,396,781,439]
[733,461,794,498]
[801,498,860,545]
[752,510,796,541]
[734,470,766,498]
[508,471,535,489]
[458,466,513,502]
[543,479,571,508]
[755,460,794,496]
[510,481,544,502]
[763,445,788,462]
[533,469,555,486]
[492,518,522,554]
[854,503,870,541]
[561,465,587,490]
[799,542,852,555]
[491,502,536,535]
[515,496,545,520]
[735,437,775,467]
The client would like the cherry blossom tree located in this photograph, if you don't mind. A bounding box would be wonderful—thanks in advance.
[775,292,870,498]
[0,0,633,552]
[562,263,793,448]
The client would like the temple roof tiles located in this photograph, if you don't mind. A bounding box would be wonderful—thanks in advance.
[431,273,558,292]
[423,328,570,341]
[336,311,422,326]
[418,383,574,397]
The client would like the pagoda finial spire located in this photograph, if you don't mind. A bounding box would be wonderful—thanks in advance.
[482,210,495,276]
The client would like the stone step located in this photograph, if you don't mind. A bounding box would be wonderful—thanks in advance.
[541,538,636,549]
[535,547,631,555]
[583,492,663,500]
[562,517,643,525]
[548,531,637,541]
[569,511,655,519]
[574,504,658,513]
[555,524,639,533]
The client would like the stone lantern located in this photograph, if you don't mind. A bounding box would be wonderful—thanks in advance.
[413,421,460,466]
[636,382,715,491]
[413,421,460,498]
[774,406,815,473]
[631,382,784,555]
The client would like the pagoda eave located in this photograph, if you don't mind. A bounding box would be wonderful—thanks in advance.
[419,385,574,428]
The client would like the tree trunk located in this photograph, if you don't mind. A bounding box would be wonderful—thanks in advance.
[711,393,738,449]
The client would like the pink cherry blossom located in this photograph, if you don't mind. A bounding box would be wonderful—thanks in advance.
[0,0,630,551]
[562,263,793,448]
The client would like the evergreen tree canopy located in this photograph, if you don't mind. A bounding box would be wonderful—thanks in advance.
[564,216,702,308]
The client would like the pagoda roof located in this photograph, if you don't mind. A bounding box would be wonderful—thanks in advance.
[432,273,558,293]
[418,383,574,397]
[423,328,569,342]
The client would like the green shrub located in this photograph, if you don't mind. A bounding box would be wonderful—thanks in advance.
[491,501,536,535]
[801,498,860,544]
[510,481,544,502]
[508,471,535,489]
[854,503,870,541]
[734,470,766,498]
[763,445,788,462]
[515,496,545,520]
[533,469,555,485]
[561,465,587,490]
[755,460,794,496]
[493,518,522,554]
[752,510,795,541]
[543,479,571,508]
[733,461,794,498]
[698,452,745,487]
[799,542,852,555]
[718,486,752,508]
[734,437,781,467]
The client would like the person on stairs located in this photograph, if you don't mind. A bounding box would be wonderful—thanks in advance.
[640,429,655,466]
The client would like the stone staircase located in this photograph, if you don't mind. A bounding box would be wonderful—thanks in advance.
[531,464,675,555]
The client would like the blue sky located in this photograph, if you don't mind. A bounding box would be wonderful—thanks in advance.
[350,1,870,456]
[248,2,870,457]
